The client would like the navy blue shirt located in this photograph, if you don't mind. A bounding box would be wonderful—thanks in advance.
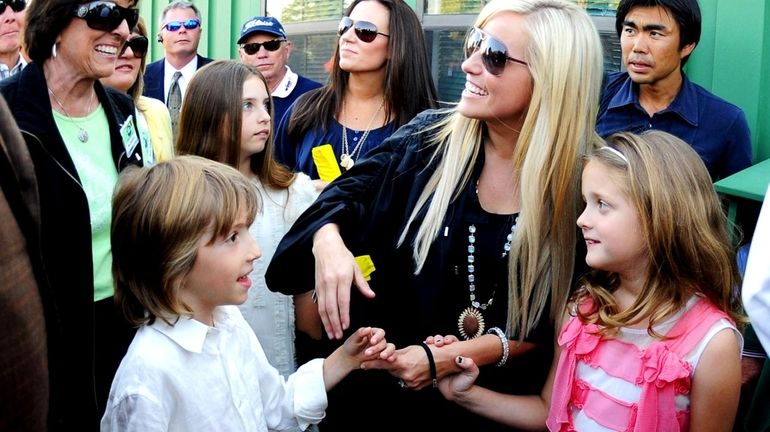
[597,71,752,180]
[272,73,322,127]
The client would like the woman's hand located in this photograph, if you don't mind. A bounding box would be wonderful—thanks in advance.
[312,223,375,339]
[438,356,479,402]
[425,334,459,348]
[362,342,461,390]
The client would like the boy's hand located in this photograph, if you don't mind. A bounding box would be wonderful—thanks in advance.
[424,334,459,347]
[344,327,396,367]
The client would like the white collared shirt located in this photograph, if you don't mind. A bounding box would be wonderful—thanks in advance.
[162,57,198,104]
[101,306,328,432]
[0,52,26,80]
[271,66,298,99]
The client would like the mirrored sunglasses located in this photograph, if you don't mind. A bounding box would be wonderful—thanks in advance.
[74,1,139,32]
[163,18,200,32]
[241,39,286,55]
[464,27,528,76]
[119,35,148,58]
[337,16,389,43]
[0,0,26,14]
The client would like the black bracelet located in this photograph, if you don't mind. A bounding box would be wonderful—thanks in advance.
[420,341,438,388]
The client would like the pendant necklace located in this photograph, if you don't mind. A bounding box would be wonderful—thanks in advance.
[48,87,94,143]
[339,97,385,171]
[457,215,518,340]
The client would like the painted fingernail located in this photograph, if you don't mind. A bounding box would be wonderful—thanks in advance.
[457,356,464,363]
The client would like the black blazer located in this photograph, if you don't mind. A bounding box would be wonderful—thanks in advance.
[142,54,213,102]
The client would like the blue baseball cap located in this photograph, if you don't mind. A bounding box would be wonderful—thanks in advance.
[238,16,287,44]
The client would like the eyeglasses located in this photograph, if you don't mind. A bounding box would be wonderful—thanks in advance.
[241,39,286,55]
[337,16,389,43]
[464,27,528,76]
[119,35,148,58]
[74,1,140,32]
[163,18,200,32]
[0,0,26,14]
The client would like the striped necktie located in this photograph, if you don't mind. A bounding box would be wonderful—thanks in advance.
[167,71,183,136]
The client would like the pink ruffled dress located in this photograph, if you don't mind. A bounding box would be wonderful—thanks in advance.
[547,297,735,432]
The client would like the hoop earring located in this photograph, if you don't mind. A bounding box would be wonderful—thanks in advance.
[51,43,57,59]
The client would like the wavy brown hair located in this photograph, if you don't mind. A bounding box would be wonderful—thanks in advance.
[574,131,745,335]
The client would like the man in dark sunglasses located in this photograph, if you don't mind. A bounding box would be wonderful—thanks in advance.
[142,0,212,125]
[237,15,321,123]
[0,0,27,81]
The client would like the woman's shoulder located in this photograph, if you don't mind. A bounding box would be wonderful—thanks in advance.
[137,95,169,114]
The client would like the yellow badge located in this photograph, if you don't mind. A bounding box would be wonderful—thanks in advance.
[354,255,376,281]
[312,144,342,183]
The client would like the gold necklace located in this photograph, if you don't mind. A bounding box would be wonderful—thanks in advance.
[48,87,95,143]
[339,97,385,171]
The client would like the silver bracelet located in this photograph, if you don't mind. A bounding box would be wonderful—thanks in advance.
[487,327,509,367]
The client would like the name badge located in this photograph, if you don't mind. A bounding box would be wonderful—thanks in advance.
[120,117,139,158]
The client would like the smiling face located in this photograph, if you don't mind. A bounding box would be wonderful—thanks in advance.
[0,1,24,60]
[160,7,201,59]
[238,75,271,176]
[577,159,648,279]
[337,0,390,74]
[620,5,695,88]
[180,213,261,325]
[101,31,143,93]
[56,0,133,79]
[458,11,533,131]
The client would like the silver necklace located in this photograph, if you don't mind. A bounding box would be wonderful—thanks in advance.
[48,87,94,143]
[340,97,385,171]
[457,216,518,340]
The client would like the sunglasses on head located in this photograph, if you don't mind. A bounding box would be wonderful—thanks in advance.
[0,0,26,14]
[163,18,200,32]
[337,16,389,43]
[74,1,139,32]
[464,27,528,76]
[119,35,148,58]
[241,39,286,55]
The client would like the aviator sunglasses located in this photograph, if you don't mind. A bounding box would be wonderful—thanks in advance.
[119,35,148,58]
[337,16,389,43]
[0,0,26,14]
[74,1,140,32]
[241,39,286,55]
[163,18,200,32]
[464,27,528,76]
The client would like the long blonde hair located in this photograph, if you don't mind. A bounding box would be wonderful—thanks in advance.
[399,0,603,338]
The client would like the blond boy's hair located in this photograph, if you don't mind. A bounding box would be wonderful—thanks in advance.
[111,156,259,326]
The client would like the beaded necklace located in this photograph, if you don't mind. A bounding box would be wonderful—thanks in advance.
[457,216,518,340]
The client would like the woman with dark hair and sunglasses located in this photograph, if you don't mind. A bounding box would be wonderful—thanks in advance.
[266,0,604,429]
[102,17,174,165]
[0,0,146,428]
[273,0,437,180]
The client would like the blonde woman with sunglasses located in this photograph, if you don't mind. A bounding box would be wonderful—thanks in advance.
[273,0,437,181]
[102,17,174,166]
[0,0,147,427]
[267,0,604,429]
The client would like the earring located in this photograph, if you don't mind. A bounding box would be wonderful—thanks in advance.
[51,42,57,59]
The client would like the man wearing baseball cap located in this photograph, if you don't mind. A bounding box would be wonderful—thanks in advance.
[238,16,321,123]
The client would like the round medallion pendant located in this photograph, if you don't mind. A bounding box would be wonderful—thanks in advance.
[457,307,485,340]
[340,153,354,170]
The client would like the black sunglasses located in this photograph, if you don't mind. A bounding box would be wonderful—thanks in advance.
[464,27,528,76]
[119,35,148,58]
[74,1,139,32]
[337,16,389,43]
[241,39,286,55]
[0,0,25,14]
[163,18,200,32]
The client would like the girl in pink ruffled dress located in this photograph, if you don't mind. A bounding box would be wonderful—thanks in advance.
[438,131,744,432]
